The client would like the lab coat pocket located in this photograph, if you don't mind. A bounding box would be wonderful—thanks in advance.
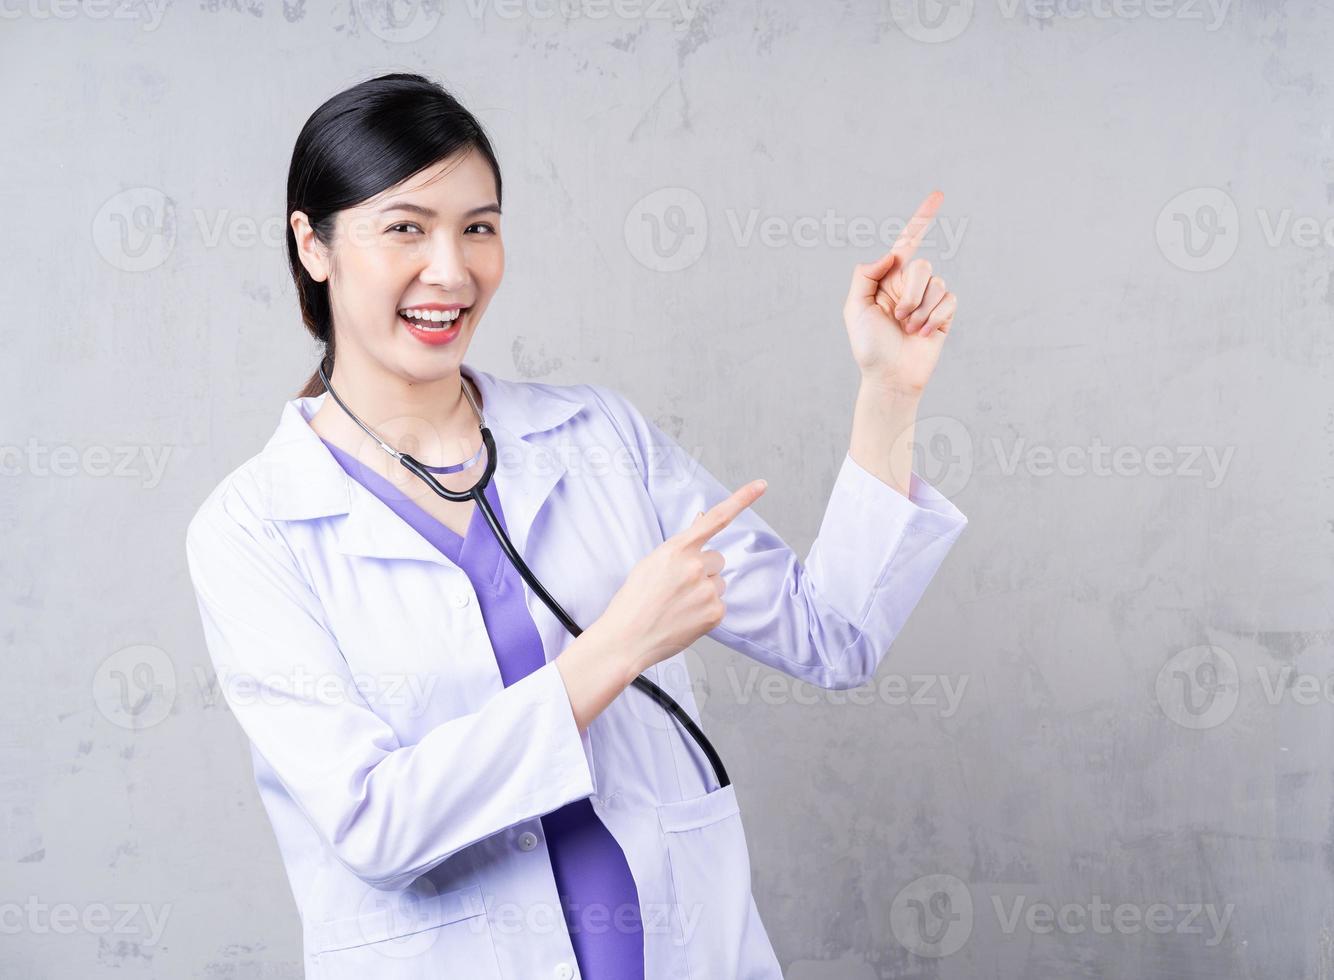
[658,784,753,979]
[309,881,501,980]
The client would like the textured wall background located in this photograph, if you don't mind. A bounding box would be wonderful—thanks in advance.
[5,0,1334,976]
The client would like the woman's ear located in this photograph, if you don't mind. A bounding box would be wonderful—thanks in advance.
[290,210,330,283]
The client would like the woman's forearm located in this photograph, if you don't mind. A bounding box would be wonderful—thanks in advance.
[554,617,646,733]
[556,378,923,732]
[848,377,923,498]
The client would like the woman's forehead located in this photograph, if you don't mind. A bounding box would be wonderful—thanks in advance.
[364,152,497,213]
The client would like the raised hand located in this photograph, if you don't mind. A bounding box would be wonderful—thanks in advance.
[841,189,959,394]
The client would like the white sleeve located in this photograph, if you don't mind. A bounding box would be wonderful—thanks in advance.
[585,383,969,690]
[185,491,595,892]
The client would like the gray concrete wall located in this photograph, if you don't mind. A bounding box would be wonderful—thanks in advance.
[4,0,1332,976]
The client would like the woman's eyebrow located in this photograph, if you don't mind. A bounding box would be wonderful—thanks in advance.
[376,201,502,218]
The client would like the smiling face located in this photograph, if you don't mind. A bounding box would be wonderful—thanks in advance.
[299,148,504,386]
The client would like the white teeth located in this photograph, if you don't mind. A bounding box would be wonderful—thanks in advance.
[398,308,463,324]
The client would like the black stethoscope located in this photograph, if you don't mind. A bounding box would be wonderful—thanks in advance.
[317,361,730,790]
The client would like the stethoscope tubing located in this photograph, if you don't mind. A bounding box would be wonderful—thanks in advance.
[403,440,729,789]
[323,365,730,790]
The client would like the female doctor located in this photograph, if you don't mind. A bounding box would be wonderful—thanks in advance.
[185,73,968,980]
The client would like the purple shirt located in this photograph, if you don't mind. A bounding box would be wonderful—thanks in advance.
[319,437,644,978]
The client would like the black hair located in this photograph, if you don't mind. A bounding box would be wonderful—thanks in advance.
[285,73,503,397]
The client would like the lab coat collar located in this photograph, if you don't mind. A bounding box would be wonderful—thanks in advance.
[252,363,587,566]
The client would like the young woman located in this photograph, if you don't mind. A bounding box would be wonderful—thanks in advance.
[186,73,967,980]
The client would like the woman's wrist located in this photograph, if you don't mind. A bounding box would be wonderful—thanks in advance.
[848,376,923,497]
[858,370,926,401]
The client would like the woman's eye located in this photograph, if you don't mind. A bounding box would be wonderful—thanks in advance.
[387,221,495,236]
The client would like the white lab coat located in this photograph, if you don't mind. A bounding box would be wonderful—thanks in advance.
[184,363,968,979]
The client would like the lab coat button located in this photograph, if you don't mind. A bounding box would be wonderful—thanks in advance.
[517,831,538,851]
[554,964,574,980]
[450,591,470,608]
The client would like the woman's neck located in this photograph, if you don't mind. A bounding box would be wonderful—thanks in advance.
[308,357,484,469]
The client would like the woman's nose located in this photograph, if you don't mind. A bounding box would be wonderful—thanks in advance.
[420,237,469,291]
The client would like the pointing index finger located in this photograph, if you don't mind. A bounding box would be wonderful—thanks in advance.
[889,189,944,264]
[682,479,767,547]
